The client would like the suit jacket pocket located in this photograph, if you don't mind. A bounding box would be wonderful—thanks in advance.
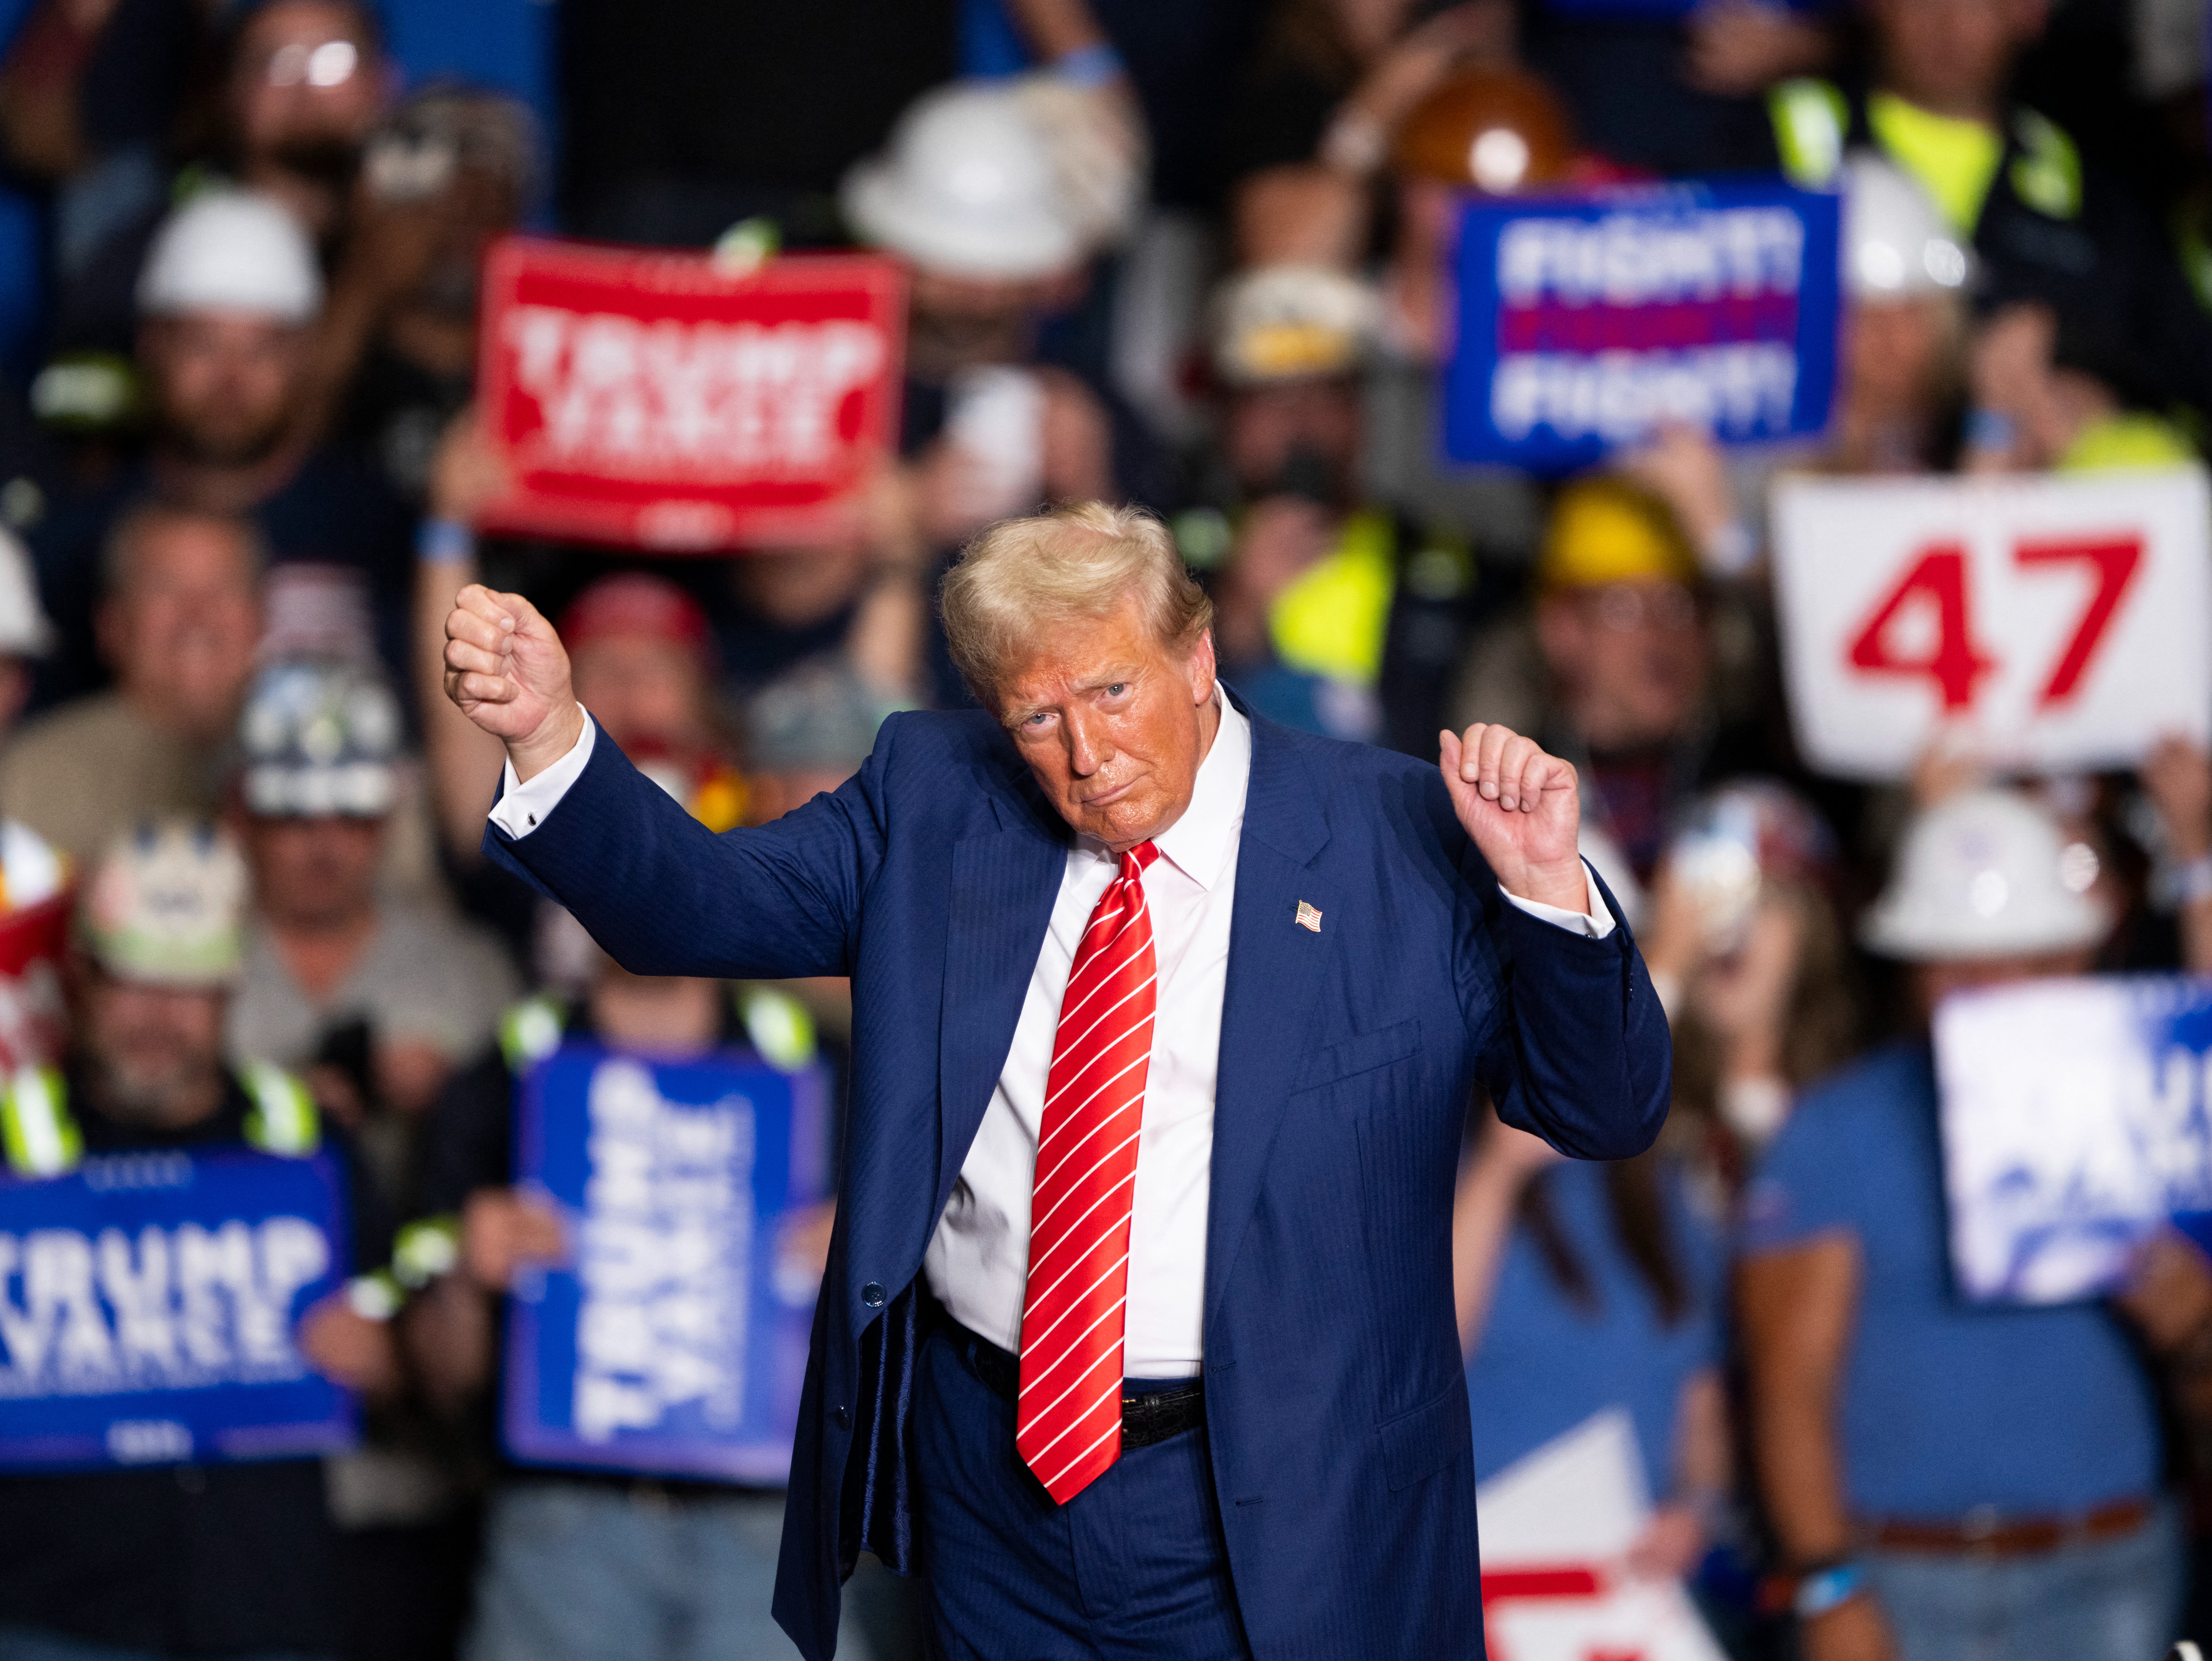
[1378,1374,1472,1492]
[1289,1019,1422,1096]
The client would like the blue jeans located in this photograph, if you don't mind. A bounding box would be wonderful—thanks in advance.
[1864,1503,2183,1661]
[464,1482,888,1661]
[0,1628,324,1661]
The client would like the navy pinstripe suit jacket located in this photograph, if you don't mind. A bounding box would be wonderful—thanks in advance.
[485,689,1670,1661]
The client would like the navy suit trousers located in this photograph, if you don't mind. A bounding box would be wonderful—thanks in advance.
[915,1325,1251,1660]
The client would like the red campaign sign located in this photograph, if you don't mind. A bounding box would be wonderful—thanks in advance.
[476,238,907,552]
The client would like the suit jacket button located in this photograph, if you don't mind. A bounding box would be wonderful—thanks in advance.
[834,1404,850,1429]
[861,1281,886,1307]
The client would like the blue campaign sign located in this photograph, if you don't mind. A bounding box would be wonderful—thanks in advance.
[1443,177,1843,472]
[1938,975,2212,1304]
[503,1043,832,1483]
[0,1149,355,1470]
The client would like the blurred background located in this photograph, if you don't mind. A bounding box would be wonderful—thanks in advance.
[0,1,2208,1659]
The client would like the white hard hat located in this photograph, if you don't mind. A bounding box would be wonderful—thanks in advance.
[1861,788,2107,961]
[0,524,53,658]
[1842,153,1972,301]
[841,82,1083,280]
[1210,265,1379,387]
[238,658,403,819]
[136,190,324,323]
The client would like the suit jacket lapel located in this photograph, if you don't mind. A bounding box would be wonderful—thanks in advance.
[935,750,1067,1224]
[1205,702,1335,1336]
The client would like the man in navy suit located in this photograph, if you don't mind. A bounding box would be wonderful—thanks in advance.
[443,504,1670,1661]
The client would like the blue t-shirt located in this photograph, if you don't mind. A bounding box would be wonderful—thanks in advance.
[1741,1041,2161,1520]
[1466,1158,1723,1497]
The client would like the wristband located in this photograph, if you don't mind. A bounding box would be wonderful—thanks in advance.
[2177,853,2212,908]
[1793,1559,1866,1619]
[1053,42,1125,88]
[417,516,475,566]
[1965,407,2019,453]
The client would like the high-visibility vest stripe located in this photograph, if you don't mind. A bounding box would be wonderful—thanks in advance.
[241,1061,319,1156]
[500,995,567,1076]
[739,986,818,1074]
[2,1065,79,1177]
[392,1216,461,1289]
[1770,78,1849,188]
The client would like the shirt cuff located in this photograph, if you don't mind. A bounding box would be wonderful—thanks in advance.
[1499,860,1616,940]
[487,708,596,840]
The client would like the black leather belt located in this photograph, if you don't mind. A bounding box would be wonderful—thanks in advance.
[935,1310,1204,1451]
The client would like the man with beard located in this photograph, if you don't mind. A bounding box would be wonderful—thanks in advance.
[31,188,414,703]
[226,656,516,1138]
[0,820,399,1661]
[45,0,390,358]
[0,502,264,864]
[1200,264,1502,758]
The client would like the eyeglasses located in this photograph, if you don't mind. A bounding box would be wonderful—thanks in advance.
[1585,583,1701,633]
[258,39,360,89]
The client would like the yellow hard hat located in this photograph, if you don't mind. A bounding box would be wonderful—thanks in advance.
[1536,477,1700,592]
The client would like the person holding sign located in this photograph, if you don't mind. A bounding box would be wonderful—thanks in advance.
[1739,789,2203,1661]
[400,913,894,1661]
[0,822,396,1661]
[443,502,1671,1660]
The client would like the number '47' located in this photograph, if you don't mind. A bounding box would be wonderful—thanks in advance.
[1844,536,2143,712]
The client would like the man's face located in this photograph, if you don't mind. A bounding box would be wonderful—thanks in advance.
[1844,296,1961,426]
[998,598,1218,853]
[1870,0,2047,116]
[1913,947,2094,1022]
[904,266,1068,374]
[230,0,384,181]
[142,312,308,468]
[1535,580,1710,752]
[100,519,263,740]
[78,966,229,1130]
[571,635,711,755]
[246,814,384,932]
[1223,380,1362,505]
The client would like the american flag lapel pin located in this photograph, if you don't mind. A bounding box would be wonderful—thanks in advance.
[1296,900,1323,933]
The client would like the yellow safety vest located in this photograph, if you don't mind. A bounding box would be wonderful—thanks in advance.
[0,1060,319,1179]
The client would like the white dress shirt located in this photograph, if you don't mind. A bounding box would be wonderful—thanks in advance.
[492,700,1614,1380]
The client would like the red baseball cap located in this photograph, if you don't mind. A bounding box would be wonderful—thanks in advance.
[557,574,715,670]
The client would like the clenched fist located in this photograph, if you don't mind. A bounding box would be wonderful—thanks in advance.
[1439,723,1588,914]
[443,584,585,780]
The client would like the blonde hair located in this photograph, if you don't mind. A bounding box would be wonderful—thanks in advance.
[940,503,1213,708]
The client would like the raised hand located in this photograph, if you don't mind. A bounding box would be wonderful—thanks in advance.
[1439,723,1587,914]
[443,583,584,779]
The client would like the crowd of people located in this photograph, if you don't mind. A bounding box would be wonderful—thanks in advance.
[0,0,2203,1658]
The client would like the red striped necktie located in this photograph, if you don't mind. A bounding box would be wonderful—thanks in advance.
[1016,839,1162,1504]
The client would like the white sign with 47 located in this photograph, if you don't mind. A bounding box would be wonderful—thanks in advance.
[1772,467,2212,780]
